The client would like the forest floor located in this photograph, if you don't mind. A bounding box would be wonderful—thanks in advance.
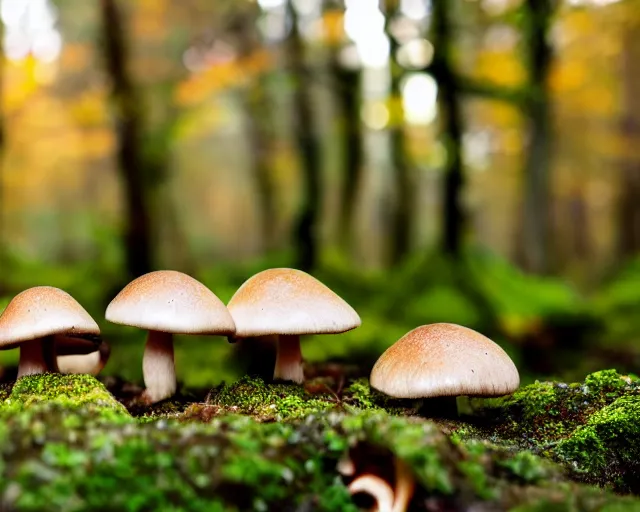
[0,365,639,511]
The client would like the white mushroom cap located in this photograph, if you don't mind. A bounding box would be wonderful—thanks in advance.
[227,268,361,337]
[0,286,100,349]
[370,323,520,399]
[105,270,235,335]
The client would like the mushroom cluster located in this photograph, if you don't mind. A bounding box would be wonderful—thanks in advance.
[0,268,523,512]
[0,269,520,419]
[0,267,365,404]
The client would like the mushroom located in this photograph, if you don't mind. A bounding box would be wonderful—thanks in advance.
[226,268,361,384]
[105,270,235,403]
[370,323,519,417]
[339,452,414,512]
[56,336,111,376]
[392,459,414,512]
[348,474,394,512]
[0,286,101,378]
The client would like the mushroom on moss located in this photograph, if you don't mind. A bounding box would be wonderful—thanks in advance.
[370,323,519,418]
[226,268,361,384]
[105,270,235,403]
[56,336,111,376]
[348,475,394,512]
[0,287,101,378]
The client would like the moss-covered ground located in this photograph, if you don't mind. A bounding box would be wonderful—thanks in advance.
[1,370,640,510]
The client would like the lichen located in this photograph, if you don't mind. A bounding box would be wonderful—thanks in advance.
[1,373,129,419]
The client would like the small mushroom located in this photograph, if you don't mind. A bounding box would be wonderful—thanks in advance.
[348,474,394,512]
[226,268,361,384]
[105,270,235,403]
[56,336,111,376]
[392,459,414,512]
[0,287,101,378]
[339,451,414,512]
[370,323,519,417]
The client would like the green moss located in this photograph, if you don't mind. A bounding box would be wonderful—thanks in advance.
[472,370,639,448]
[208,375,338,420]
[0,382,10,402]
[342,378,420,415]
[0,401,636,510]
[2,373,129,418]
[342,378,379,409]
[1,371,640,507]
[556,395,640,493]
[466,370,640,493]
[498,451,553,484]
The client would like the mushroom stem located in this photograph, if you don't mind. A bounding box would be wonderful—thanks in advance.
[274,334,304,384]
[44,336,59,373]
[348,474,394,512]
[17,338,49,378]
[143,330,176,403]
[419,396,459,419]
[392,459,415,512]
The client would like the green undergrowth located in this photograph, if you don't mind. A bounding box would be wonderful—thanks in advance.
[0,382,10,402]
[468,369,640,493]
[1,371,640,508]
[1,373,129,419]
[179,375,419,422]
[0,405,636,511]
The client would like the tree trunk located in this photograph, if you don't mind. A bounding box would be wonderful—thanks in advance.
[286,0,322,272]
[430,0,464,258]
[244,77,278,253]
[330,51,363,254]
[386,0,414,266]
[519,0,554,274]
[618,28,640,258]
[228,10,278,253]
[100,0,153,279]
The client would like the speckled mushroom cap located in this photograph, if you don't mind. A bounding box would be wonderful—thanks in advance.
[370,323,520,399]
[0,286,101,349]
[227,268,361,337]
[106,270,236,335]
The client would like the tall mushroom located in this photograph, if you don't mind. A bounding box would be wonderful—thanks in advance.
[227,268,361,384]
[0,287,101,378]
[105,270,235,403]
[370,323,519,417]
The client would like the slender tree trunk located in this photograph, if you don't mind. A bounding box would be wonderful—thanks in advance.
[618,28,640,257]
[100,0,153,279]
[519,0,554,274]
[286,0,322,272]
[430,0,464,258]
[386,0,414,265]
[244,77,278,252]
[229,10,278,253]
[330,51,363,253]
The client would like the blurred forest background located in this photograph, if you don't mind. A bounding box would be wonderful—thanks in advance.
[0,0,638,388]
